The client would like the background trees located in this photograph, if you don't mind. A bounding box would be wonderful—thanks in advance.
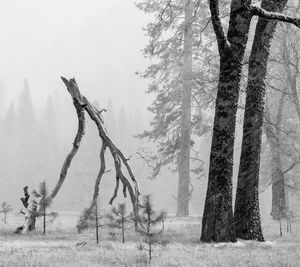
[136,0,215,217]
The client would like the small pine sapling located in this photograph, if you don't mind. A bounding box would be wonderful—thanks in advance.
[136,195,168,263]
[1,201,12,224]
[106,203,133,243]
[286,210,295,234]
[32,181,56,235]
[271,197,288,237]
[77,199,104,244]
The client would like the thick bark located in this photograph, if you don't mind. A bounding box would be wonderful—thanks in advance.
[177,0,193,217]
[201,1,253,242]
[234,0,288,241]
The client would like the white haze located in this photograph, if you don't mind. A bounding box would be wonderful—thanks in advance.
[0,0,152,114]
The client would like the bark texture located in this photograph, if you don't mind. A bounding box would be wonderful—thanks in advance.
[177,0,193,217]
[201,1,253,242]
[234,0,288,241]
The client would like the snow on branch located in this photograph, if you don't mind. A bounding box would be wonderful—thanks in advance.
[251,6,300,28]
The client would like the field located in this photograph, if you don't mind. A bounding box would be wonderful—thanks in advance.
[0,213,299,266]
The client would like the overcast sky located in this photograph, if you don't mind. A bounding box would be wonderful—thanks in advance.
[0,0,152,115]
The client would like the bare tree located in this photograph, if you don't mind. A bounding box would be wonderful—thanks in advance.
[201,0,300,242]
[44,78,140,231]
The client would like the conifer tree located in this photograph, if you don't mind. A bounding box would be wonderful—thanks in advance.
[136,0,214,217]
[77,198,104,244]
[136,195,167,263]
[106,203,133,243]
[0,201,12,224]
[18,79,37,185]
[32,181,55,235]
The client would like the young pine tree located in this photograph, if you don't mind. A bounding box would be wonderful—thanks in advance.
[1,201,12,224]
[77,199,104,244]
[106,203,132,243]
[136,195,167,263]
[32,181,53,235]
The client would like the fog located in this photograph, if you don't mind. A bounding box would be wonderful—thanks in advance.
[0,0,295,221]
[0,0,211,215]
[0,0,151,113]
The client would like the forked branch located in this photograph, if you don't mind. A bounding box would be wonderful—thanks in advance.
[57,77,140,222]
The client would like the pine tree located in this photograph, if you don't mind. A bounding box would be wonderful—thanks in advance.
[0,103,19,205]
[136,0,214,217]
[0,201,12,224]
[32,181,54,235]
[18,79,37,186]
[136,195,167,263]
[106,203,133,243]
[77,198,104,244]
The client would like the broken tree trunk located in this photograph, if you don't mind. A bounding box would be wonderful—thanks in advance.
[45,77,140,231]
[15,186,37,234]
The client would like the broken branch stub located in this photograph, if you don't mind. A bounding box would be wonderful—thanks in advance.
[55,77,140,222]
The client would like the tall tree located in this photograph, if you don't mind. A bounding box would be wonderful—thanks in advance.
[0,103,19,199]
[234,0,300,241]
[136,0,214,217]
[38,95,60,180]
[18,79,37,185]
[201,0,300,242]
[177,0,193,217]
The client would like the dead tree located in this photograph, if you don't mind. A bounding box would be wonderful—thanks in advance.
[43,77,140,229]
[15,186,38,234]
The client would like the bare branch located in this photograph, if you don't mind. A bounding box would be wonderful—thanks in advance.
[283,160,300,174]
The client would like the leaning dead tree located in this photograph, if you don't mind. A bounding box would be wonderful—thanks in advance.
[45,77,140,230]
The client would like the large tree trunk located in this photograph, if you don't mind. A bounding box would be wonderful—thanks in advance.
[201,1,252,242]
[234,0,287,241]
[177,0,193,217]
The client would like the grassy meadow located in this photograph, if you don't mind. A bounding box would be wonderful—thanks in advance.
[0,213,299,266]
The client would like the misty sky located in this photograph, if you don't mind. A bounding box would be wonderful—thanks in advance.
[0,0,152,115]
